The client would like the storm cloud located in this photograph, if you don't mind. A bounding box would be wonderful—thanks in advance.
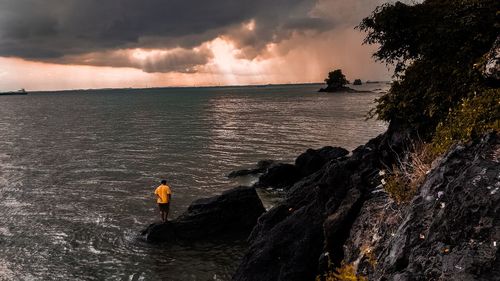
[0,0,398,74]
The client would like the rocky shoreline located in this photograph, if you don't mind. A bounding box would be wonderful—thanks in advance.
[141,128,499,280]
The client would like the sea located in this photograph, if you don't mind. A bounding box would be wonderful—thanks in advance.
[0,83,388,280]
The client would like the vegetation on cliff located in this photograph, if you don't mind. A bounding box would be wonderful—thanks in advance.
[312,0,500,278]
[359,0,499,143]
[358,0,499,204]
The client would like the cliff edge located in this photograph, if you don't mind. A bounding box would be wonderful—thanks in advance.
[233,132,499,280]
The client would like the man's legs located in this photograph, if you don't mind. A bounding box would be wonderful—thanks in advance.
[158,204,164,222]
[163,204,170,222]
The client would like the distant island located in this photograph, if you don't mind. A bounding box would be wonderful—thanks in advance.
[0,89,27,96]
[318,69,370,93]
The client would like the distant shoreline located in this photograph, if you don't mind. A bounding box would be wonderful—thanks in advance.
[22,81,390,95]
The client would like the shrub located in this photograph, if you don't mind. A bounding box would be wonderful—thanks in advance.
[318,262,367,281]
[383,141,434,203]
[432,88,500,154]
[359,0,499,138]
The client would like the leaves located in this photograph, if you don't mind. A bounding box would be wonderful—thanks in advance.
[360,0,499,139]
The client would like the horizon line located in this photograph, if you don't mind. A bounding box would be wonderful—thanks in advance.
[12,80,391,94]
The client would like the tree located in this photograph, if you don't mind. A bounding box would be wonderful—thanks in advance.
[322,69,349,92]
[358,0,499,138]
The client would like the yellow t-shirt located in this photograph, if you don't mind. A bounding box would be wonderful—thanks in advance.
[155,184,172,204]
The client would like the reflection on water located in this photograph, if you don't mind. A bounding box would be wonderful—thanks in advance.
[0,83,387,280]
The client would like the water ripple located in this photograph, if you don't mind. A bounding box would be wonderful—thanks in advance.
[0,83,387,280]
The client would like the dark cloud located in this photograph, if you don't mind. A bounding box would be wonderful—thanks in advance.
[0,1,321,57]
[0,0,401,73]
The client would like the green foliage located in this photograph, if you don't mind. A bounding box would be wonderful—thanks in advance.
[359,0,499,75]
[325,69,349,90]
[360,0,499,139]
[371,60,485,134]
[432,89,500,154]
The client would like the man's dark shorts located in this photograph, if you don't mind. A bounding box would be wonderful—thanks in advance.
[158,203,170,212]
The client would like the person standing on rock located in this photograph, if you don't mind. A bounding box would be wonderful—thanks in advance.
[154,179,172,223]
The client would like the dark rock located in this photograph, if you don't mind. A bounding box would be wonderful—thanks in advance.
[323,188,364,266]
[256,159,275,170]
[175,186,266,240]
[141,187,265,243]
[255,163,301,189]
[233,135,385,281]
[234,131,499,281]
[295,146,348,177]
[228,168,260,178]
[228,160,275,178]
[141,221,176,243]
[481,36,500,81]
[353,79,362,85]
[343,133,500,280]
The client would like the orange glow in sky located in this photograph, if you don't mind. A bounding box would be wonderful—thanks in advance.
[0,0,396,91]
[0,32,389,92]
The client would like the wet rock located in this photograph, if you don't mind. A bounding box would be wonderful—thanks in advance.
[255,163,301,189]
[233,136,385,281]
[295,146,348,177]
[175,186,266,240]
[141,187,265,243]
[228,160,275,178]
[141,221,176,243]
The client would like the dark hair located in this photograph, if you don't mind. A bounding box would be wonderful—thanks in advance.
[161,180,167,185]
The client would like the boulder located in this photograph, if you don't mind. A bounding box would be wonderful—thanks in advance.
[228,160,275,178]
[141,221,176,243]
[174,186,266,240]
[234,130,499,281]
[295,146,348,177]
[255,163,301,189]
[233,136,385,281]
[141,187,265,243]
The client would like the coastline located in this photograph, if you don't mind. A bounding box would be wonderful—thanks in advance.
[140,125,499,280]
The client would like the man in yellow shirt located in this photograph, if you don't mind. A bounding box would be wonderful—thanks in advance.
[154,180,172,223]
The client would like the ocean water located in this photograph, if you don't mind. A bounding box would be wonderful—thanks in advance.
[0,83,388,280]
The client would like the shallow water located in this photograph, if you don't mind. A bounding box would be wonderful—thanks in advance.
[0,83,387,280]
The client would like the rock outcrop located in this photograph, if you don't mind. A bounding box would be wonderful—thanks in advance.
[227,160,275,178]
[295,146,349,177]
[255,163,300,189]
[233,132,499,281]
[233,146,349,190]
[344,132,500,280]
[141,187,265,243]
[233,132,392,281]
[482,36,500,82]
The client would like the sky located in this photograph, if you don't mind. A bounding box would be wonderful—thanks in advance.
[0,0,396,91]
